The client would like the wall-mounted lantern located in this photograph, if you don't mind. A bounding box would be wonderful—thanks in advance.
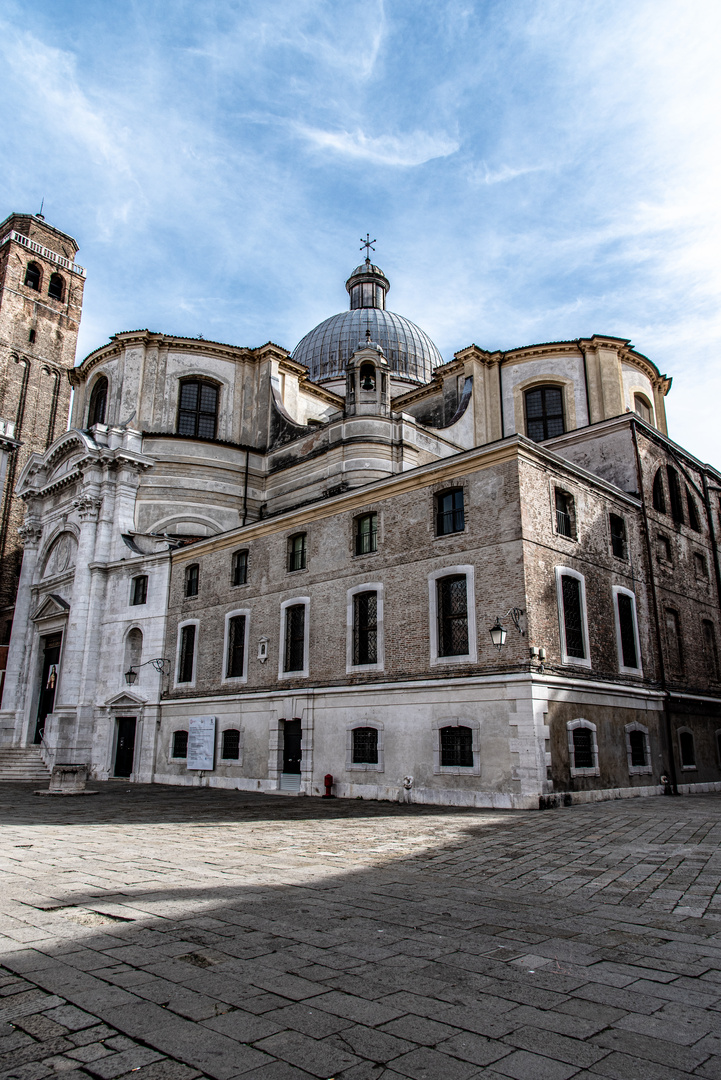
[488,607,525,651]
[124,657,170,685]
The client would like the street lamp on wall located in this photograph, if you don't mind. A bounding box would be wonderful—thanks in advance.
[488,608,525,651]
[124,657,171,685]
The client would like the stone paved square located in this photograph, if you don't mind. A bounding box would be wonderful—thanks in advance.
[2,783,721,1078]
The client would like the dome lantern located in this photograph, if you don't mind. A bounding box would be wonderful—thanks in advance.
[345,259,390,311]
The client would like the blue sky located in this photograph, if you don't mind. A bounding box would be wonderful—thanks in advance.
[1,1,720,461]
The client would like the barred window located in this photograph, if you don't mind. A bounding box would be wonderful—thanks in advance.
[436,489,464,536]
[172,730,188,758]
[652,468,666,513]
[555,489,574,538]
[88,377,108,426]
[353,591,378,666]
[284,604,305,672]
[178,625,196,683]
[525,386,564,442]
[24,262,41,290]
[288,533,307,572]
[352,727,378,764]
[680,731,696,768]
[437,575,469,657]
[231,550,248,586]
[221,729,240,760]
[226,615,246,678]
[629,730,647,767]
[610,514,626,559]
[616,592,639,669]
[177,380,218,439]
[130,575,147,606]
[185,564,199,597]
[572,728,594,769]
[440,726,473,767]
[702,620,720,681]
[355,513,378,555]
[561,574,586,659]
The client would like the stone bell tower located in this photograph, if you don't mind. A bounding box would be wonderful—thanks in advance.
[0,212,85,641]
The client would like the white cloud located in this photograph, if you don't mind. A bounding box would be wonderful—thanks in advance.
[296,125,459,167]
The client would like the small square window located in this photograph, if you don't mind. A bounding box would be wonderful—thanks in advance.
[694,552,708,579]
[355,513,378,556]
[288,533,307,572]
[231,550,248,586]
[185,564,199,597]
[130,575,147,606]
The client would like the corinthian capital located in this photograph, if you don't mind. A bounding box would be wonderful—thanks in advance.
[72,494,102,521]
[18,522,43,546]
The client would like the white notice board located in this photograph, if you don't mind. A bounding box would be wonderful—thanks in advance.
[187,715,216,770]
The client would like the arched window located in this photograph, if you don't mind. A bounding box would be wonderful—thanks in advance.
[352,727,378,764]
[634,394,653,424]
[172,730,188,758]
[359,363,376,390]
[652,468,666,513]
[88,377,108,427]
[667,466,684,524]
[124,628,143,675]
[686,489,701,532]
[679,730,696,769]
[24,262,41,290]
[525,386,565,442]
[221,729,241,760]
[440,725,473,767]
[48,273,65,301]
[177,380,218,439]
[625,724,651,774]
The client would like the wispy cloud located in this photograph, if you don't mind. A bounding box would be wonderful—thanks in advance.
[296,125,459,167]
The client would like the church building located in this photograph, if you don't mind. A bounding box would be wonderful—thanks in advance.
[1,216,720,808]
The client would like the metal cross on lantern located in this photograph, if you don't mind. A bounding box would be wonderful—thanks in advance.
[360,233,376,260]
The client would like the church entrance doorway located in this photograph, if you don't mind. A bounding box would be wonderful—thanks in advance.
[280,718,302,791]
[114,717,137,777]
[34,632,62,744]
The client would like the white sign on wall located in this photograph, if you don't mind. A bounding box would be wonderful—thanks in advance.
[187,715,216,770]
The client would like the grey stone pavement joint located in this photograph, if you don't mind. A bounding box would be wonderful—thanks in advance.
[2,786,721,1078]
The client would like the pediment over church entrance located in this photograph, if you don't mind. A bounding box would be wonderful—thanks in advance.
[32,593,70,622]
[105,691,147,708]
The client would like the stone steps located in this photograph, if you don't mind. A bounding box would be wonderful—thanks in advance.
[0,748,52,782]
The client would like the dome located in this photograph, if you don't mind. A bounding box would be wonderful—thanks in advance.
[291,258,443,385]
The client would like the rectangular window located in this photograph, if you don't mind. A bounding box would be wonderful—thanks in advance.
[657,534,671,563]
[288,534,307,572]
[525,386,565,442]
[610,514,626,559]
[130,575,147,606]
[665,609,683,676]
[231,550,248,586]
[616,592,639,669]
[436,490,464,536]
[353,591,378,665]
[667,465,685,524]
[572,728,594,768]
[185,564,199,597]
[437,575,469,657]
[172,730,188,758]
[561,574,585,659]
[702,620,720,681]
[440,726,473,767]
[178,625,196,683]
[226,615,246,678]
[355,513,378,556]
[555,490,574,538]
[284,604,305,672]
[694,552,708,579]
[629,730,647,767]
[352,727,378,764]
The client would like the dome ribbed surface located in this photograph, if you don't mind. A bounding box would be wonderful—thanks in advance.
[292,308,443,384]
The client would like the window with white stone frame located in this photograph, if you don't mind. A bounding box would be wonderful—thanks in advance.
[428,565,477,666]
[567,719,599,777]
[175,620,198,687]
[346,720,384,772]
[222,609,250,683]
[613,586,642,675]
[279,597,310,678]
[678,728,696,771]
[432,718,481,775]
[625,722,652,775]
[346,583,384,672]
[555,567,591,668]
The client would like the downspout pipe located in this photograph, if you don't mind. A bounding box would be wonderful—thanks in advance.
[241,449,250,526]
[631,417,678,795]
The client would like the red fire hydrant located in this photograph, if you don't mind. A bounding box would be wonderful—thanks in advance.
[322,773,335,798]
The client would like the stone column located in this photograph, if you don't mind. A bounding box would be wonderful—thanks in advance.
[55,494,101,713]
[0,513,42,734]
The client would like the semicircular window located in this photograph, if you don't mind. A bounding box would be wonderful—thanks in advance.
[177,380,218,439]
